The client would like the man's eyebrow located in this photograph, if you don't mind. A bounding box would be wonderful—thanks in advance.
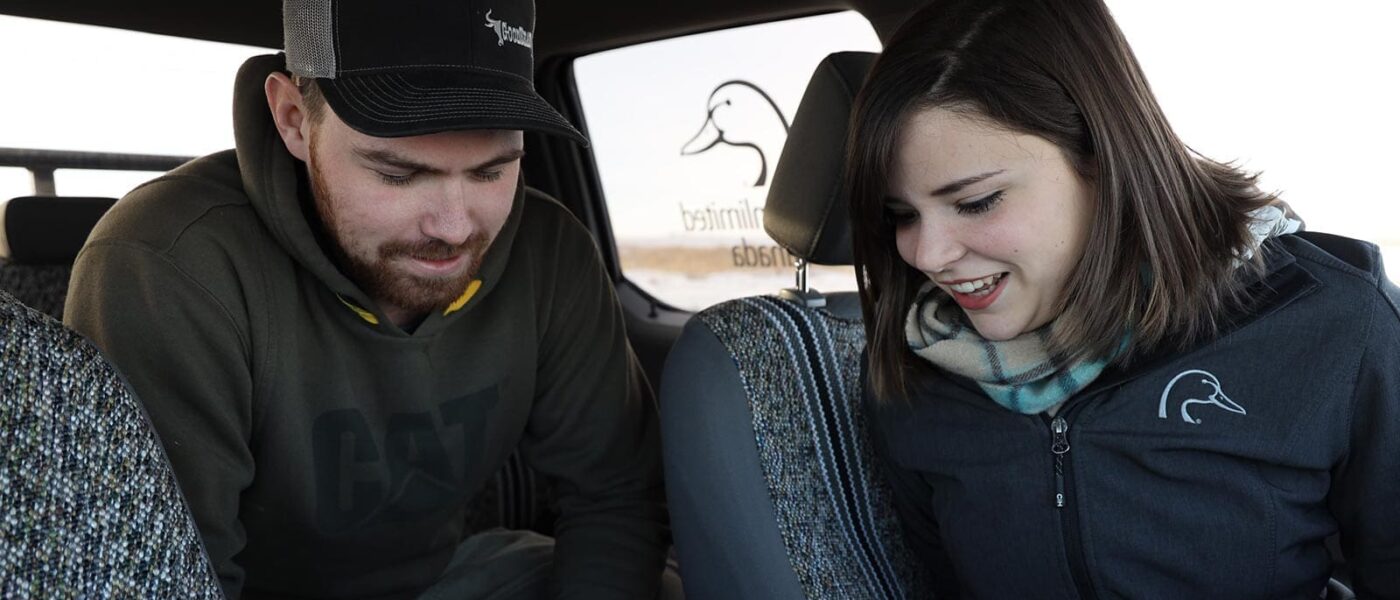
[353,147,441,174]
[931,169,1005,197]
[473,148,525,171]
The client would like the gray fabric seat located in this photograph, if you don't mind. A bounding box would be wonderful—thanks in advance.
[660,52,930,599]
[0,196,116,319]
[0,289,224,597]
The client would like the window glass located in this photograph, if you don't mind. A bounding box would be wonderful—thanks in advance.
[575,12,881,311]
[579,4,1400,312]
[1106,0,1400,270]
[0,16,270,199]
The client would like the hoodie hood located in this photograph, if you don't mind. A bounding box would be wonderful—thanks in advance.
[232,54,524,336]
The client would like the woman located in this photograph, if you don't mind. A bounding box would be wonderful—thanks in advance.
[847,0,1400,598]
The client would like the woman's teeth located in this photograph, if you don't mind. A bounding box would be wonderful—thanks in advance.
[949,273,1004,295]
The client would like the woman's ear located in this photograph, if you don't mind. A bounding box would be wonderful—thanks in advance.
[265,72,312,162]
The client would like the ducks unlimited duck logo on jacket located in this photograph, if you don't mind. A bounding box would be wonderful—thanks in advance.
[1158,369,1247,425]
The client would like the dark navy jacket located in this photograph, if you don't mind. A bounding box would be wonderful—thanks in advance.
[868,233,1400,599]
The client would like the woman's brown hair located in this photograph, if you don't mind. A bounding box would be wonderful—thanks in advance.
[849,0,1277,400]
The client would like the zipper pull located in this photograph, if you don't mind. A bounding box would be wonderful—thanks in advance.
[1051,416,1070,508]
[1051,417,1070,454]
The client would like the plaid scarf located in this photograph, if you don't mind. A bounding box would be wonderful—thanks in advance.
[905,204,1302,414]
[905,287,1104,414]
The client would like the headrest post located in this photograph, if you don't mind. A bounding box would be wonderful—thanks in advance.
[795,257,810,293]
[778,257,825,308]
[32,168,56,197]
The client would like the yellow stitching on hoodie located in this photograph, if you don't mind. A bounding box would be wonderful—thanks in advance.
[336,294,380,325]
[444,279,483,316]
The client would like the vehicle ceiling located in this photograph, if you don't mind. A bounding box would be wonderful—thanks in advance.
[0,0,915,57]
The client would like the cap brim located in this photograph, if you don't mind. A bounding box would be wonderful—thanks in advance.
[317,70,588,146]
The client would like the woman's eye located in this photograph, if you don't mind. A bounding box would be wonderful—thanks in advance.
[376,171,414,186]
[956,190,1004,215]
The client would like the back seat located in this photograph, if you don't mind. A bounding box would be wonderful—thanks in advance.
[0,195,116,318]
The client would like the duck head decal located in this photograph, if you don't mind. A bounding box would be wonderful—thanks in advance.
[681,80,791,187]
[1157,369,1247,425]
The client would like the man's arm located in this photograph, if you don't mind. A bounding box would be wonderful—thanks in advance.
[65,235,257,599]
[520,210,668,599]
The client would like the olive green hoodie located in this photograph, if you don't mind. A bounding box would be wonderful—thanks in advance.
[65,54,667,599]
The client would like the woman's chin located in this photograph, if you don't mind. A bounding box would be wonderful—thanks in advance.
[966,315,1025,341]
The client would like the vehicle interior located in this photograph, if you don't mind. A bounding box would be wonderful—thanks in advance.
[0,0,1385,597]
[3,0,1397,386]
[0,0,929,383]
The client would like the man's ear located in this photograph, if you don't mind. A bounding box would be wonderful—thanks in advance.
[265,72,312,162]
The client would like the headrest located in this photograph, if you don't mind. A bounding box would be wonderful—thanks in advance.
[763,51,877,266]
[0,196,117,265]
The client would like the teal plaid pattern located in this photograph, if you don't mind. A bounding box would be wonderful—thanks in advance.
[905,283,1109,414]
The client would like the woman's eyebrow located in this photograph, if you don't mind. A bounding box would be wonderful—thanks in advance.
[883,196,912,207]
[931,169,1005,197]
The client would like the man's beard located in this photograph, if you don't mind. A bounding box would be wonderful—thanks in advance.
[308,144,491,316]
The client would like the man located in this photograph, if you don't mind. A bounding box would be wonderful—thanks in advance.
[64,0,671,598]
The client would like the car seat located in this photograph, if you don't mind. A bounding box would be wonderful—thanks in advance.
[659,51,931,600]
[0,288,224,596]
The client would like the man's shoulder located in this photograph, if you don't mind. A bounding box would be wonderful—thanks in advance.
[517,186,603,258]
[520,186,584,232]
[85,150,267,255]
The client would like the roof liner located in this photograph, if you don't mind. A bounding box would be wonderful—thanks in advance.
[0,0,913,58]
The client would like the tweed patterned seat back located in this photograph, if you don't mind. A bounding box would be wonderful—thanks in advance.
[0,260,72,319]
[661,293,929,599]
[0,290,223,597]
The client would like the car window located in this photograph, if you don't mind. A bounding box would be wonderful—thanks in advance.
[574,11,882,312]
[578,4,1399,314]
[1104,0,1400,270]
[0,15,270,198]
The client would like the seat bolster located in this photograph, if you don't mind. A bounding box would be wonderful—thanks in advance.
[661,312,806,600]
[0,290,222,596]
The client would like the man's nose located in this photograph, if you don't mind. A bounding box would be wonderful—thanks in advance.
[421,180,473,245]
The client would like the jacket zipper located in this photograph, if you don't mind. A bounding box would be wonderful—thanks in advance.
[1051,416,1070,507]
[1046,411,1095,599]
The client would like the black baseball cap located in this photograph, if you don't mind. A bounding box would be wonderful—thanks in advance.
[282,0,587,144]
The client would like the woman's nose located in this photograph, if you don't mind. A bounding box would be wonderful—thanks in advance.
[910,217,966,274]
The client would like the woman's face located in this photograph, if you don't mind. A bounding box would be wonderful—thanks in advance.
[887,107,1094,340]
